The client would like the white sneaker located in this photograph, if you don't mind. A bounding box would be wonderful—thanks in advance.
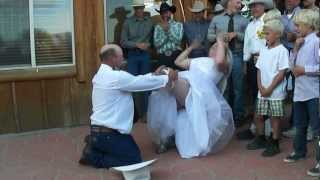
[282,127,296,138]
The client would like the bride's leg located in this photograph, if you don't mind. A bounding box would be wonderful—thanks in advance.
[171,78,190,109]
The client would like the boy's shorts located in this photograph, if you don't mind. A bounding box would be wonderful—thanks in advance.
[255,98,284,117]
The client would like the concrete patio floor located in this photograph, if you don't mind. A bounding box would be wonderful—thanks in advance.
[0,123,317,180]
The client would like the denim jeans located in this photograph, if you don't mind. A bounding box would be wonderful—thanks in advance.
[86,131,142,168]
[247,58,258,101]
[225,52,244,121]
[127,50,150,76]
[293,98,320,157]
[158,50,183,70]
[127,50,150,114]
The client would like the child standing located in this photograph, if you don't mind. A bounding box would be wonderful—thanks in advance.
[283,9,320,177]
[247,18,289,157]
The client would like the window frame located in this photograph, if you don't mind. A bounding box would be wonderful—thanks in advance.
[0,0,76,71]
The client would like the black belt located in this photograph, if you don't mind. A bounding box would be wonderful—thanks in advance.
[90,125,117,133]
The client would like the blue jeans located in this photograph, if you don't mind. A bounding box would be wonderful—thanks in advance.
[127,50,150,75]
[86,131,142,168]
[225,52,244,121]
[127,50,151,114]
[293,98,320,157]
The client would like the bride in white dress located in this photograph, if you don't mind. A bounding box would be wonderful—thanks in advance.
[147,35,235,159]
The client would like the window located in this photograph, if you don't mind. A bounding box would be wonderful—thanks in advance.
[0,0,75,70]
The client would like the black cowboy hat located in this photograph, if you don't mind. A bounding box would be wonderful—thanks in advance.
[155,2,176,14]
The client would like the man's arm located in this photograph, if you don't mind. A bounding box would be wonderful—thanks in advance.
[207,18,217,42]
[235,17,249,42]
[305,40,320,76]
[120,19,137,49]
[264,69,286,97]
[243,26,251,62]
[115,71,169,92]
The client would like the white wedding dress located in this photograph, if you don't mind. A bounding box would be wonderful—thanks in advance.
[147,57,235,158]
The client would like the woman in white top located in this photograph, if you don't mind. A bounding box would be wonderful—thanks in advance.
[147,35,235,158]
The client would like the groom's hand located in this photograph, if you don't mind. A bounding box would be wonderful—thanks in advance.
[154,65,166,75]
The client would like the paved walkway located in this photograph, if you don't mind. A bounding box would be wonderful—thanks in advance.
[0,123,317,180]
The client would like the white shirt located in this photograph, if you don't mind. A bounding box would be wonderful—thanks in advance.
[243,14,266,62]
[90,64,169,134]
[256,45,289,100]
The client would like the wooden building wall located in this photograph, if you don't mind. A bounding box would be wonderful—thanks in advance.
[0,0,211,134]
[0,0,105,134]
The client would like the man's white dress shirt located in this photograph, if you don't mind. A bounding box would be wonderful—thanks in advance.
[90,64,169,134]
[243,14,266,62]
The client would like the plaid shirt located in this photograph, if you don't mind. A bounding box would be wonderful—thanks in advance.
[153,20,183,55]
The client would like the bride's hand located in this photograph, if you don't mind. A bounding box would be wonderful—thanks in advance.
[190,39,201,49]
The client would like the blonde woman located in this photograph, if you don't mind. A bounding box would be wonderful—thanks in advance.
[147,35,235,159]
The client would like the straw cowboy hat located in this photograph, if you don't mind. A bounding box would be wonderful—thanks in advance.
[112,159,157,180]
[213,4,225,14]
[189,1,208,13]
[248,0,274,10]
[155,2,177,14]
[132,0,145,7]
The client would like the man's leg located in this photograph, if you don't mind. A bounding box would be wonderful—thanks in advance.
[139,52,151,121]
[231,52,245,126]
[85,131,142,168]
[127,51,140,75]
[237,58,258,140]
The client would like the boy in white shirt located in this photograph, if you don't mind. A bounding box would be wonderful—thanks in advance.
[247,18,289,157]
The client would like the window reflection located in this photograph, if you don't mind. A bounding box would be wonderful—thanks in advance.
[0,0,31,66]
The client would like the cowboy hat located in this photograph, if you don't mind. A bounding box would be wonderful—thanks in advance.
[248,0,274,10]
[213,4,225,14]
[189,1,208,13]
[110,7,131,19]
[112,159,157,180]
[155,2,176,14]
[132,0,145,7]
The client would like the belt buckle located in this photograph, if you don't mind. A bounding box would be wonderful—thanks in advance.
[164,51,172,56]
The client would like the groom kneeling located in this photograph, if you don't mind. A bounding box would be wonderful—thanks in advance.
[79,44,177,168]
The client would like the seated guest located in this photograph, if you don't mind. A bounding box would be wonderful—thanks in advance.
[183,1,210,58]
[79,44,177,168]
[154,2,183,69]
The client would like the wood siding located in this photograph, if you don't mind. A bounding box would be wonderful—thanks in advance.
[0,0,209,134]
[0,0,105,134]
